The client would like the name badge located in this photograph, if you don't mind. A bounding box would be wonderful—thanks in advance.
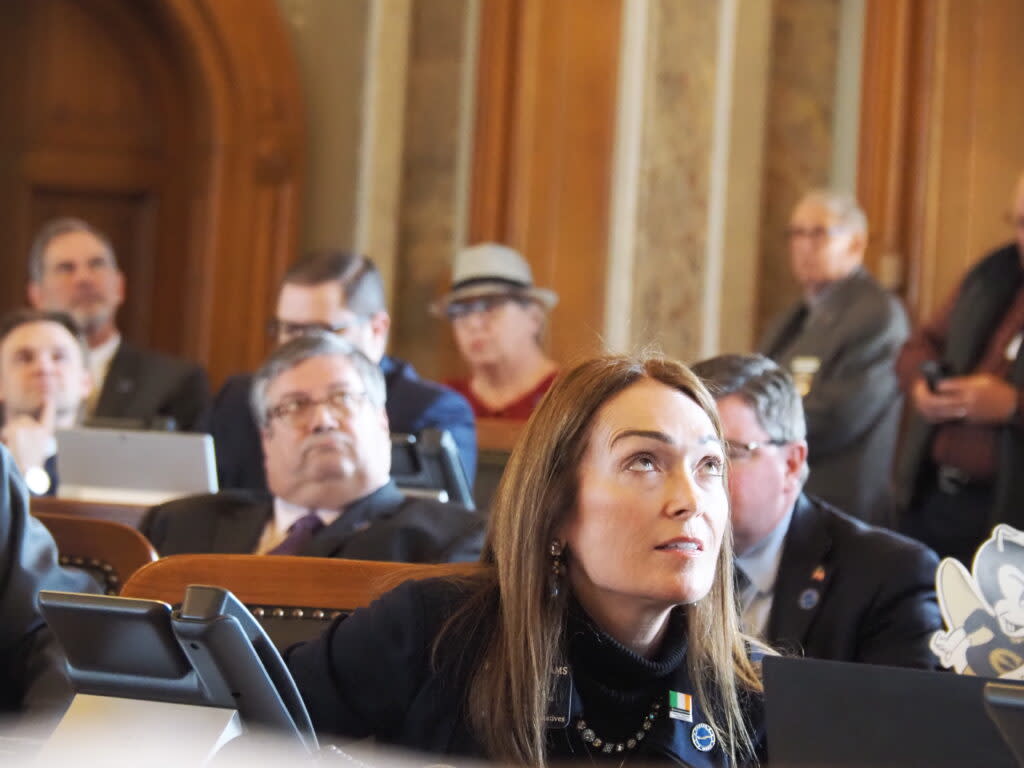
[790,356,821,397]
[1006,332,1022,362]
[545,664,573,729]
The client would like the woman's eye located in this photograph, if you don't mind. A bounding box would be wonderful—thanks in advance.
[626,454,657,472]
[699,455,725,476]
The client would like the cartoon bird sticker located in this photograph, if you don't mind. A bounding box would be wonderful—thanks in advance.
[931,524,1024,679]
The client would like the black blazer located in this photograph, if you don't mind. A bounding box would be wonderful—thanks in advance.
[287,577,762,766]
[759,269,909,526]
[140,481,484,563]
[94,341,210,431]
[766,494,941,668]
[0,445,98,717]
[202,355,478,491]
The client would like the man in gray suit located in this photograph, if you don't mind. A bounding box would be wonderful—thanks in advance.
[141,332,483,563]
[759,190,909,526]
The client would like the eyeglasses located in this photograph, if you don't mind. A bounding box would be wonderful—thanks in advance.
[267,319,365,341]
[724,439,789,460]
[783,225,846,243]
[265,390,368,427]
[446,295,514,320]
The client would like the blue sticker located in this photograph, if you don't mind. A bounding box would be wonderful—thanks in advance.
[799,588,820,610]
[691,722,716,752]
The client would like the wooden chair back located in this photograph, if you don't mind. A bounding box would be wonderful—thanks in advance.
[33,511,158,595]
[31,496,150,529]
[123,555,482,648]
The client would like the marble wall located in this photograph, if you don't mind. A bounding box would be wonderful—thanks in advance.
[628,0,719,361]
[388,0,474,378]
[756,0,841,336]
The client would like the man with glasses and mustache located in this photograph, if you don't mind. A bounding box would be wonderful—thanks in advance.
[141,332,483,562]
[896,172,1024,565]
[694,354,940,667]
[204,251,477,491]
[759,190,909,527]
[26,218,210,431]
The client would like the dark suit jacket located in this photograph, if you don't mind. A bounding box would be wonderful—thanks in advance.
[94,340,210,431]
[140,481,484,563]
[759,268,909,526]
[202,355,477,491]
[765,493,941,668]
[0,445,98,720]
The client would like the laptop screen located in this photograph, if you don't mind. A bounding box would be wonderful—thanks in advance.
[764,655,1021,767]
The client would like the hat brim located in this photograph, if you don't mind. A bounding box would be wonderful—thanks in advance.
[430,283,559,317]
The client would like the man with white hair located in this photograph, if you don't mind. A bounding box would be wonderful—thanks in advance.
[694,354,940,668]
[759,190,909,525]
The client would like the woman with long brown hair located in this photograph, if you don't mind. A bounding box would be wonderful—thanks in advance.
[287,353,765,766]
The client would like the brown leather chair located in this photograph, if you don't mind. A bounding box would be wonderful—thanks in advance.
[31,496,149,529]
[123,555,482,648]
[33,511,158,595]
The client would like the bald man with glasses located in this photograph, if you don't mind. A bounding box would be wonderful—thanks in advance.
[759,190,909,527]
[142,333,483,562]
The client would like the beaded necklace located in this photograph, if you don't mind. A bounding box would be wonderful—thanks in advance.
[576,698,662,755]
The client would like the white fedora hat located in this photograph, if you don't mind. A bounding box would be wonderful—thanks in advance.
[431,243,559,316]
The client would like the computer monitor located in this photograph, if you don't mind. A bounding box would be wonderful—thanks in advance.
[38,586,317,754]
[56,427,218,505]
[390,428,474,509]
[764,655,1021,767]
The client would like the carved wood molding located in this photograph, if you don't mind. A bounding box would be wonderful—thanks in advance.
[155,0,305,384]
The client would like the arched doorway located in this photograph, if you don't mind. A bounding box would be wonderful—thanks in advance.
[0,0,304,385]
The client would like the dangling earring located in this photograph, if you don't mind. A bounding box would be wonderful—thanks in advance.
[549,539,566,598]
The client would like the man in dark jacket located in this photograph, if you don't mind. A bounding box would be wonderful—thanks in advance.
[0,443,97,731]
[759,191,908,526]
[203,251,477,489]
[694,354,941,667]
[143,333,483,563]
[895,172,1024,565]
[27,217,209,431]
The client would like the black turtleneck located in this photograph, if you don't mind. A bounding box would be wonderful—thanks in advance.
[562,602,688,759]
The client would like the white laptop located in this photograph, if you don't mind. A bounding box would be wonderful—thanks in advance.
[56,427,218,506]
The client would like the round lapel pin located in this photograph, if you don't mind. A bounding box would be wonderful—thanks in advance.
[691,722,716,752]
[798,588,820,610]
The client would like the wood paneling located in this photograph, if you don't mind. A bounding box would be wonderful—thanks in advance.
[469,0,622,365]
[859,0,1024,324]
[0,0,304,387]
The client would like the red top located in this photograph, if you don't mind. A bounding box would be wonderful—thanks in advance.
[446,371,558,420]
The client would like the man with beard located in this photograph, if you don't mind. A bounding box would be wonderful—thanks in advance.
[140,332,483,562]
[0,310,92,496]
[27,218,209,431]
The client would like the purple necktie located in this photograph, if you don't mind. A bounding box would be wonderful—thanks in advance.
[268,511,325,556]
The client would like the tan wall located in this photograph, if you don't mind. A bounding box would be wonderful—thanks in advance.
[275,0,369,253]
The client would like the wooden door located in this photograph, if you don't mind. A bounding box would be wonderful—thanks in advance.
[859,0,1024,324]
[469,0,623,367]
[0,0,188,353]
[0,0,305,387]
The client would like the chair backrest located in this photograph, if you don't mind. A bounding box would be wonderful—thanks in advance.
[472,418,524,512]
[123,555,483,648]
[31,496,150,529]
[33,511,158,595]
[390,428,475,508]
